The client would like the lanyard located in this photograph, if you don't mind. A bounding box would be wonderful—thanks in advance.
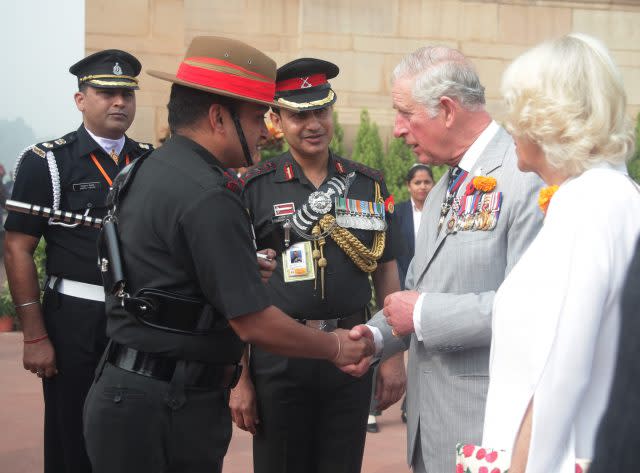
[90,153,130,187]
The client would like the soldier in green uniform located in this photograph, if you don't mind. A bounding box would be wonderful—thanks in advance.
[233,58,407,473]
[81,38,373,473]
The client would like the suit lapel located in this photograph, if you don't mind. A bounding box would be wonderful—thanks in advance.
[413,127,511,286]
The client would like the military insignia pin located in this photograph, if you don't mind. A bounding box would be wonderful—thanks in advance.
[113,62,123,75]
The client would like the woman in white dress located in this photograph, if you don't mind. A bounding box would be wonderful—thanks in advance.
[482,33,640,473]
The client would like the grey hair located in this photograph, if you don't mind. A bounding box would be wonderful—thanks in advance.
[392,46,486,117]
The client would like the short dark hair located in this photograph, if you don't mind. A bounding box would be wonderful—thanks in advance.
[406,164,433,182]
[167,84,235,134]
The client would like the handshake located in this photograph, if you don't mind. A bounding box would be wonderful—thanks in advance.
[331,325,377,377]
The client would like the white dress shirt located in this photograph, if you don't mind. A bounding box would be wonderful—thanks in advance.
[411,198,422,239]
[482,164,640,472]
[85,127,125,157]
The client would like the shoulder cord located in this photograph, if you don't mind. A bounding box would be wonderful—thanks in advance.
[12,145,34,181]
[45,151,84,228]
[311,181,387,298]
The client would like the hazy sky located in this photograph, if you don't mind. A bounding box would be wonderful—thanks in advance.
[0,0,84,171]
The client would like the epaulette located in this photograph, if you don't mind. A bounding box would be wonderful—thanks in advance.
[27,131,77,159]
[221,169,244,195]
[137,142,153,150]
[242,160,277,185]
[334,155,384,182]
[38,131,77,152]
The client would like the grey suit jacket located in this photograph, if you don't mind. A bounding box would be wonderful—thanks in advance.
[370,127,543,473]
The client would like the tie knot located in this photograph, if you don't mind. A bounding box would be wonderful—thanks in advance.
[449,166,462,184]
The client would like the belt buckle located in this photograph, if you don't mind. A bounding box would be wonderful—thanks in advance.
[307,319,337,332]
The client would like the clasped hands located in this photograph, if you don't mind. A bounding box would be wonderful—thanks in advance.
[340,290,419,377]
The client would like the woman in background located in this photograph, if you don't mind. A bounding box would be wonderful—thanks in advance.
[481,33,640,473]
[394,164,434,289]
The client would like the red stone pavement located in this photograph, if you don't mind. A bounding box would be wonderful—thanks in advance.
[0,332,411,473]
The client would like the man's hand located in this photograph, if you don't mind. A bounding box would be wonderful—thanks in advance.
[229,375,260,435]
[23,338,57,378]
[256,249,277,283]
[336,324,375,377]
[332,328,374,373]
[374,353,406,410]
[383,290,420,337]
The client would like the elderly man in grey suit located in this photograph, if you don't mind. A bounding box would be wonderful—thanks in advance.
[347,46,543,473]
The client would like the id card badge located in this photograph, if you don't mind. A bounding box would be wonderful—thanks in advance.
[282,241,316,283]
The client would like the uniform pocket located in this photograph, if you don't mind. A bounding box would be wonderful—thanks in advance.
[66,188,106,211]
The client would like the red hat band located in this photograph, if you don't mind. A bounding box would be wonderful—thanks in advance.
[176,56,275,102]
[276,73,327,92]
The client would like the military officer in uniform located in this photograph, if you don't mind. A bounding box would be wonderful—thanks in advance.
[3,49,150,473]
[234,58,406,473]
[81,37,373,473]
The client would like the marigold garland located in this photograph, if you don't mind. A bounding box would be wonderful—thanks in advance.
[538,185,559,214]
[472,176,497,193]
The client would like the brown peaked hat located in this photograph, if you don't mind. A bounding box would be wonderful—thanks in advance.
[148,36,288,109]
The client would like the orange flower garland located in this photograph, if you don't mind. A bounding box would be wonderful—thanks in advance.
[472,176,497,193]
[538,185,559,214]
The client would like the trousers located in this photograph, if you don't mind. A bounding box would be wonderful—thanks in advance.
[83,362,231,473]
[42,287,107,473]
[251,348,373,473]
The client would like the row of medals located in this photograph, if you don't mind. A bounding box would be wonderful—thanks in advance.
[445,193,499,234]
[336,211,386,231]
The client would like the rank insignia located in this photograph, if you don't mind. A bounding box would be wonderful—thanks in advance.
[42,142,54,148]
[335,161,345,174]
[32,146,46,158]
[283,163,294,181]
[273,202,295,217]
[139,143,150,149]
[54,138,66,145]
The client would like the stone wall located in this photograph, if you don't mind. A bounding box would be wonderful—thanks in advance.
[86,0,640,151]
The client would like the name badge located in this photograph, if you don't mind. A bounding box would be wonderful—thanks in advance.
[282,241,316,283]
[72,181,102,192]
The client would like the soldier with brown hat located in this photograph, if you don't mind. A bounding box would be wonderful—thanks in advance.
[81,37,374,473]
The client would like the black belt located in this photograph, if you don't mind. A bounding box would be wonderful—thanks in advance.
[107,343,241,389]
[294,308,369,332]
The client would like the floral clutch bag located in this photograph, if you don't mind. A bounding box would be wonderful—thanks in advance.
[455,443,590,473]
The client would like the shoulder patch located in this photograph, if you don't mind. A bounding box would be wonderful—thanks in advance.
[38,131,77,151]
[243,160,277,184]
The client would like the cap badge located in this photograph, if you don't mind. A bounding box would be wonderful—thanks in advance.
[113,62,123,75]
[300,77,312,89]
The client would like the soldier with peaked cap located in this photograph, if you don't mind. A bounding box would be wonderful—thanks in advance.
[81,38,373,473]
[234,58,406,473]
[3,49,151,473]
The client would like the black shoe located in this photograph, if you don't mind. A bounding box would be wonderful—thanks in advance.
[367,421,379,433]
[401,410,407,423]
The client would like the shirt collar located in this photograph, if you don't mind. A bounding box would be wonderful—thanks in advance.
[410,198,423,212]
[84,126,126,157]
[457,120,500,173]
[274,151,345,184]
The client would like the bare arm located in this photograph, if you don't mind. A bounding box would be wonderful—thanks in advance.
[229,305,373,367]
[4,231,57,377]
[229,347,259,434]
[371,260,406,409]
